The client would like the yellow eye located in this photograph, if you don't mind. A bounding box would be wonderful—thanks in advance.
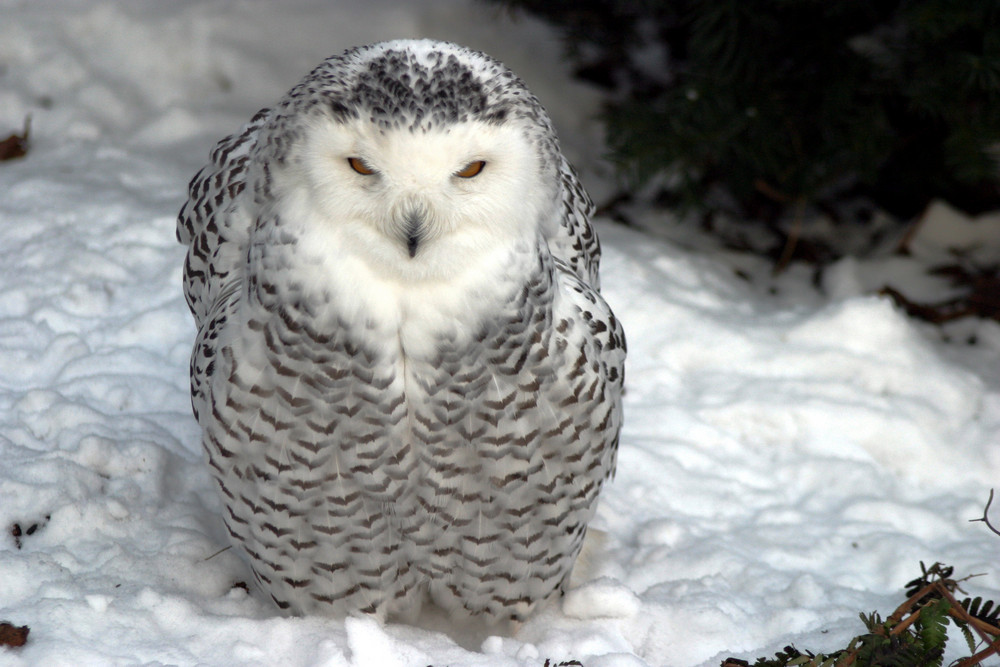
[348,157,376,175]
[455,160,486,178]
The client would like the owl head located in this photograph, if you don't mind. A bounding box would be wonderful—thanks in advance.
[254,40,568,283]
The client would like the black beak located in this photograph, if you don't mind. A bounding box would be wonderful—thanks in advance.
[404,211,422,258]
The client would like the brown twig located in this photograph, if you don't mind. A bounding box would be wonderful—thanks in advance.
[886,581,940,627]
[754,179,792,204]
[772,198,806,276]
[725,563,1000,667]
[880,268,1000,325]
[834,647,858,667]
[879,286,979,324]
[939,585,999,643]
[833,576,1000,667]
[203,544,232,561]
[750,179,819,275]
[915,579,1000,664]
[955,633,1000,667]
[970,489,1000,538]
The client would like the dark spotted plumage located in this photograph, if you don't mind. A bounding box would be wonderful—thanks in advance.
[177,39,624,624]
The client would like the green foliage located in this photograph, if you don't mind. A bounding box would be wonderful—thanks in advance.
[963,597,1000,627]
[910,597,949,665]
[491,0,1000,223]
[718,562,1000,667]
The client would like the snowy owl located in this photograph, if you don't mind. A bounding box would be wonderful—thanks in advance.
[176,39,625,624]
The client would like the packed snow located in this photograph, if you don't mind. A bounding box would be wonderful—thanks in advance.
[1,2,999,666]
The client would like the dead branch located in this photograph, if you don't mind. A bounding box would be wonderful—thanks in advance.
[970,489,1000,538]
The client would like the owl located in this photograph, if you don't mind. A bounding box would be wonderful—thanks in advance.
[176,39,625,625]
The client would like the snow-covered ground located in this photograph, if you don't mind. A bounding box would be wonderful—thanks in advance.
[1,2,998,665]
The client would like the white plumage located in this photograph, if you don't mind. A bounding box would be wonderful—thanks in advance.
[177,39,625,624]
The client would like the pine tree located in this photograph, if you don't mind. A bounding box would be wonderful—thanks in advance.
[494,1,1000,224]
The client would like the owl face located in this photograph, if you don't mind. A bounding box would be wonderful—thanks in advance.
[262,40,561,285]
[288,115,551,282]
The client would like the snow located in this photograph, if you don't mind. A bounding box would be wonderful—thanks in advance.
[1,1,998,666]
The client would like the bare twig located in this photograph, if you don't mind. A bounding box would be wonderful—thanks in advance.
[844,576,1000,667]
[203,545,232,561]
[772,198,806,276]
[970,489,1000,538]
[725,563,1000,667]
[955,633,1000,667]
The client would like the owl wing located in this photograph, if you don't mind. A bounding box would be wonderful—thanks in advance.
[176,108,271,327]
[549,155,602,290]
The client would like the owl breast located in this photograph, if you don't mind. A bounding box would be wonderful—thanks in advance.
[199,234,621,622]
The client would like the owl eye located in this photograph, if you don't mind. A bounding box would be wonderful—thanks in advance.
[348,157,376,175]
[455,160,486,178]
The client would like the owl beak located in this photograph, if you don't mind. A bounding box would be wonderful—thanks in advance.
[403,210,423,258]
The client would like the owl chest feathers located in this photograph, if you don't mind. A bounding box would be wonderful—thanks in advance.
[227,229,590,471]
